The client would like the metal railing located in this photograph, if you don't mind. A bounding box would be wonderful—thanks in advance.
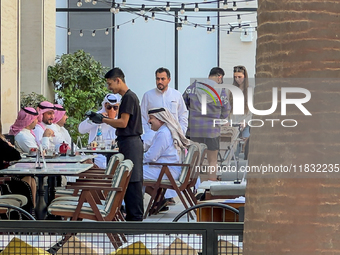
[0,220,243,254]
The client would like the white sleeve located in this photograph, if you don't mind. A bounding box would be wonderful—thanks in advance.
[33,125,44,143]
[143,131,167,163]
[78,118,96,134]
[177,96,189,134]
[141,93,151,133]
[41,137,50,150]
[15,132,38,153]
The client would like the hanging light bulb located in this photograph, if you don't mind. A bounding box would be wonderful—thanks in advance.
[115,4,120,13]
[117,25,120,31]
[85,0,91,3]
[67,29,71,35]
[79,30,83,37]
[232,1,237,11]
[177,23,183,31]
[227,30,230,35]
[152,12,155,20]
[165,2,170,11]
[193,24,197,29]
[238,23,241,28]
[237,14,241,24]
[122,0,126,6]
[223,0,228,9]
[105,28,109,35]
[144,16,148,23]
[244,30,248,35]
[194,3,199,12]
[77,0,82,7]
[212,25,215,32]
[110,3,116,13]
[180,3,185,14]
[184,16,188,24]
[132,19,135,25]
[92,0,97,5]
[140,4,145,15]
[207,16,211,25]
[92,30,96,37]
[207,27,211,34]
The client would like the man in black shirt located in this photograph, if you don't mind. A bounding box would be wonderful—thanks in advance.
[89,68,144,221]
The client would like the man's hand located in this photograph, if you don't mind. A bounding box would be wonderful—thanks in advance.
[87,111,105,124]
[43,128,55,137]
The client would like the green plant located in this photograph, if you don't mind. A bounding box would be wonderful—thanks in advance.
[20,92,47,108]
[48,49,109,144]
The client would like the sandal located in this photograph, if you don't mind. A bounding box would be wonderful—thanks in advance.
[167,198,176,206]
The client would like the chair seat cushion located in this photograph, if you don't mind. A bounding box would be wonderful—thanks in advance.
[52,196,105,204]
[55,189,81,197]
[48,200,107,217]
[0,198,22,208]
[0,194,28,206]
[143,179,182,186]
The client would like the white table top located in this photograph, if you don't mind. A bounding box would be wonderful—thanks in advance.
[78,148,119,154]
[19,154,95,163]
[0,162,93,175]
[198,197,245,204]
[198,180,247,190]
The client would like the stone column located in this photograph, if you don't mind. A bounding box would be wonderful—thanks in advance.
[20,0,55,101]
[0,0,20,132]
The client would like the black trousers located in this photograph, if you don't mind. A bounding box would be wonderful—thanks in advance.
[117,136,144,221]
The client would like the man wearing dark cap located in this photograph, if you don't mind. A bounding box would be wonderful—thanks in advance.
[88,68,144,221]
[79,93,120,168]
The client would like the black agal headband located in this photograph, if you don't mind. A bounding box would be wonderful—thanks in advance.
[148,108,166,114]
[22,107,38,116]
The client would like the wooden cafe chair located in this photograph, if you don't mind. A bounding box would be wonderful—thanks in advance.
[47,159,133,249]
[143,143,200,219]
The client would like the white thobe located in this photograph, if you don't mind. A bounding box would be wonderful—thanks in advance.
[143,124,182,199]
[15,129,49,153]
[141,87,188,149]
[33,123,65,151]
[78,118,116,169]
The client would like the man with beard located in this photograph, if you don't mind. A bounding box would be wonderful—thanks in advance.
[141,67,188,150]
[33,101,65,151]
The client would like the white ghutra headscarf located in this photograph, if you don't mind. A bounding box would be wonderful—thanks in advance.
[148,107,191,154]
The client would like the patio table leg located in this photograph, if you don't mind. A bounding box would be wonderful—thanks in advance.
[35,175,47,220]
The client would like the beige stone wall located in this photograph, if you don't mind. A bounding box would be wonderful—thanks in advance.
[1,0,20,133]
[20,0,55,101]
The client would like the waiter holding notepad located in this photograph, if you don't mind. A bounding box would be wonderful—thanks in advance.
[88,68,144,221]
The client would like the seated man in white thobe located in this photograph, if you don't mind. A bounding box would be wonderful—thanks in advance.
[143,107,190,209]
[52,104,77,152]
[10,107,52,154]
[78,93,120,168]
[33,101,65,151]
[9,107,54,207]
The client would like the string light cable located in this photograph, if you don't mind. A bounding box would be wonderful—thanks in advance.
[56,0,257,33]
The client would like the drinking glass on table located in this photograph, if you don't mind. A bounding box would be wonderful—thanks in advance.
[105,140,113,150]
